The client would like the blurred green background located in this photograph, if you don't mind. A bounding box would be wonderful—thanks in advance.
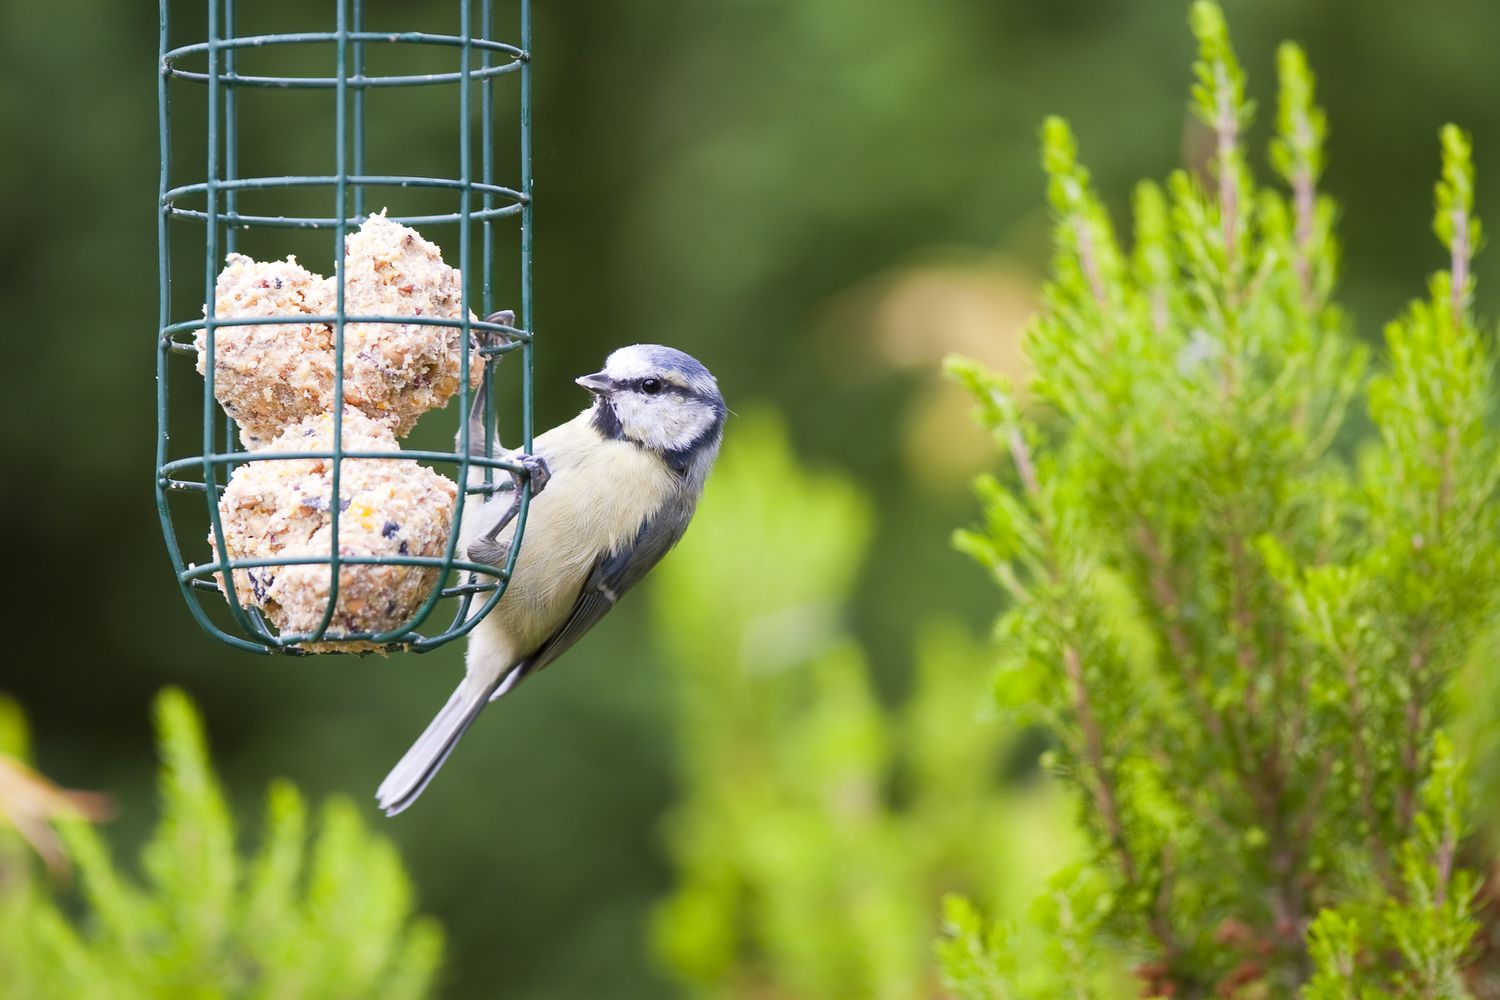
[2,0,1499,996]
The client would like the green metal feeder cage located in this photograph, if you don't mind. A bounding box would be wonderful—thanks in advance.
[156,0,535,654]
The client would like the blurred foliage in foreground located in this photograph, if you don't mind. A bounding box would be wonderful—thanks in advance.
[0,688,442,1000]
[648,413,1131,998]
[946,4,1499,997]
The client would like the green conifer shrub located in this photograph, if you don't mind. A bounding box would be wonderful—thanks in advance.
[946,4,1498,997]
[0,689,443,1000]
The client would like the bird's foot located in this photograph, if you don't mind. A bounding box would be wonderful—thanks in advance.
[467,537,511,568]
[514,453,550,495]
[477,310,519,354]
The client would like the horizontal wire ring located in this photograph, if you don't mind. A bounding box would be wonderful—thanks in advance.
[163,31,526,89]
[165,174,526,202]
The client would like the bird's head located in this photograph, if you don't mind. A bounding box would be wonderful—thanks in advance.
[577,345,725,472]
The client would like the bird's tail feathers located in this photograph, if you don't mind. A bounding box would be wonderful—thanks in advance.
[376,678,496,817]
[487,657,532,702]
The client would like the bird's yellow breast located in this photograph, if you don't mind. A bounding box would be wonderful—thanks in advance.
[461,410,677,661]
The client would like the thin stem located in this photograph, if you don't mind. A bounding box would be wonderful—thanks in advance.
[1215,61,1241,284]
[1341,650,1399,892]
[1290,106,1317,308]
[1434,824,1456,909]
[1075,216,1112,318]
[1009,428,1182,970]
[1137,521,1225,742]
[1063,644,1135,881]
[1398,631,1431,832]
[1437,422,1459,525]
[1006,427,1041,499]
[1450,206,1470,332]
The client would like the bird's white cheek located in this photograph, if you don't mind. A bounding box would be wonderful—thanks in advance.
[614,397,714,452]
[610,396,651,440]
[658,405,717,451]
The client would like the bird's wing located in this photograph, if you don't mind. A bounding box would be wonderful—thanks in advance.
[492,492,697,700]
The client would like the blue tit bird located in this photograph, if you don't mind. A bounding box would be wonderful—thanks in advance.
[376,342,726,815]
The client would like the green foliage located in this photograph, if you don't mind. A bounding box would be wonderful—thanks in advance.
[1457,626,1500,860]
[0,689,442,1000]
[1305,735,1479,1000]
[650,413,1120,999]
[937,894,1018,1000]
[949,3,1499,997]
[937,866,1119,1000]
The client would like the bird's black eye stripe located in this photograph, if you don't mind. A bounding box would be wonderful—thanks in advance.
[623,376,695,398]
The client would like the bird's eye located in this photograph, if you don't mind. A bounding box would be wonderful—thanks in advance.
[641,378,663,395]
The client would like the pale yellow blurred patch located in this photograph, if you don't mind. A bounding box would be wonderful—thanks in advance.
[0,755,112,874]
[818,252,1038,493]
[0,695,111,875]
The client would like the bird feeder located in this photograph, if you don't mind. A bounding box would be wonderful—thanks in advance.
[155,0,535,654]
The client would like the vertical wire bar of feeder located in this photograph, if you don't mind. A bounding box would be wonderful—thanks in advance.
[156,0,174,561]
[520,0,533,455]
[156,0,177,597]
[201,0,222,556]
[508,0,535,585]
[434,0,489,638]
[158,2,225,649]
[220,0,239,470]
[157,0,265,656]
[350,0,365,220]
[221,0,237,255]
[429,0,493,644]
[312,0,353,644]
[201,0,271,644]
[154,1,270,656]
[452,0,476,592]
[480,0,496,490]
[483,0,532,612]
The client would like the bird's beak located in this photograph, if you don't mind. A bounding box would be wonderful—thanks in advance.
[575,372,614,396]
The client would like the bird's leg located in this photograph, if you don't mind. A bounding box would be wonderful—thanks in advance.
[461,310,516,460]
[466,453,550,568]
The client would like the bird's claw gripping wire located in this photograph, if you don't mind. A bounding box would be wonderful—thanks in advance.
[513,452,550,493]
[467,453,550,569]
